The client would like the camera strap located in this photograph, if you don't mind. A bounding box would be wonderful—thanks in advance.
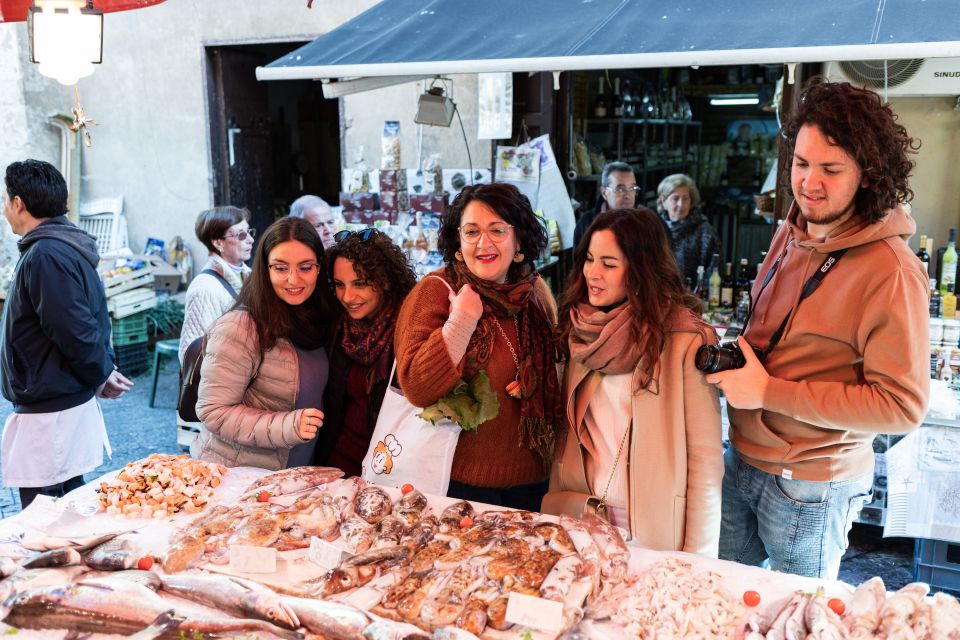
[742,248,848,359]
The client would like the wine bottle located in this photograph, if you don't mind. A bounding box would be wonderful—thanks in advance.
[622,79,636,118]
[708,254,721,308]
[693,266,708,305]
[594,76,608,118]
[612,78,624,118]
[917,234,930,273]
[941,227,957,296]
[721,262,735,308]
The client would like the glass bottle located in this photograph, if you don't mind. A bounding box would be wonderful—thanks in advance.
[736,291,751,325]
[941,227,957,295]
[917,234,930,273]
[693,265,708,305]
[943,283,957,320]
[930,278,941,318]
[612,77,624,118]
[721,262,735,308]
[708,254,721,309]
[593,76,608,118]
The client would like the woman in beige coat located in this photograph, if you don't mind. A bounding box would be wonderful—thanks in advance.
[193,217,338,470]
[549,208,723,556]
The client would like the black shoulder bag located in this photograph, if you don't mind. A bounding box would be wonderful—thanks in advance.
[177,270,238,422]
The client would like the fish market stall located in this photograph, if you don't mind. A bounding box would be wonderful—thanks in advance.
[0,455,958,639]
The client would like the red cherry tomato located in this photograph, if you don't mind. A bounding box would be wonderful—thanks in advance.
[459,516,474,529]
[742,590,761,607]
[828,598,845,615]
[401,484,414,495]
[137,556,154,571]
[257,490,270,502]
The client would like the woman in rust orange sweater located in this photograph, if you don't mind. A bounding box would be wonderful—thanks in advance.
[394,183,562,511]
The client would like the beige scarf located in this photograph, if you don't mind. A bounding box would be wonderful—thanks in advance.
[568,302,643,374]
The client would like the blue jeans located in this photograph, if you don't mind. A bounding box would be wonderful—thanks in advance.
[718,446,873,580]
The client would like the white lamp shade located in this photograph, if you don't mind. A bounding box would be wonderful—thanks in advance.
[29,2,103,85]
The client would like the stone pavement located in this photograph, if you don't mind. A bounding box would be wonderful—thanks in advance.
[0,355,917,588]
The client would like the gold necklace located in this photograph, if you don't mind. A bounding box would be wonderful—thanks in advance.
[490,315,523,399]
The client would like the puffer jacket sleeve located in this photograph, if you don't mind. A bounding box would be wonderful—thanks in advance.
[196,311,305,450]
[681,332,724,557]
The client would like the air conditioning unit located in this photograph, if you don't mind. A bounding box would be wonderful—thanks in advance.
[824,58,960,97]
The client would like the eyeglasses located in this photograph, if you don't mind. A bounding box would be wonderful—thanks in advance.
[268,263,320,276]
[223,228,256,241]
[605,186,641,195]
[459,223,513,244]
[334,228,379,244]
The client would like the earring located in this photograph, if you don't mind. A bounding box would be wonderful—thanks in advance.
[513,252,524,263]
[455,250,464,261]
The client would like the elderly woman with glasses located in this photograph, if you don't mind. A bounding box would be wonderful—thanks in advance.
[656,173,721,285]
[179,206,256,364]
[394,183,562,511]
[193,217,338,470]
[313,228,417,477]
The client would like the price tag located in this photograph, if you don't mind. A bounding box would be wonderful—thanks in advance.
[308,536,349,569]
[228,545,277,574]
[504,592,564,632]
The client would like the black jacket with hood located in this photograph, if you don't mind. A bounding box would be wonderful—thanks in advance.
[0,215,114,413]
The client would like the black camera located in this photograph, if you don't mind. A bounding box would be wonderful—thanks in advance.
[695,341,765,373]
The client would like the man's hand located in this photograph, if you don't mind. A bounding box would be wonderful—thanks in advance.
[297,408,324,440]
[704,336,770,410]
[448,284,484,322]
[96,369,134,400]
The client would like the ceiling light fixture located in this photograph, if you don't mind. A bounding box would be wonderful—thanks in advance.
[29,0,103,85]
[709,94,760,106]
[414,78,455,127]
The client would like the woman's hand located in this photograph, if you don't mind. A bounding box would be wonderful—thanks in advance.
[297,408,324,440]
[448,284,483,321]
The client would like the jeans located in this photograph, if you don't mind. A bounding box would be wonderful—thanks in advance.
[718,446,873,580]
[18,474,86,510]
[447,479,548,513]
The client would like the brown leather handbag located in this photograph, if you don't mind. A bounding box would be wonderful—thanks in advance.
[176,335,205,423]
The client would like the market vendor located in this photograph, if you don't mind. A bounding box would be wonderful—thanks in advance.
[656,173,721,286]
[550,208,723,555]
[193,217,338,470]
[706,80,930,580]
[395,182,563,511]
[318,228,416,477]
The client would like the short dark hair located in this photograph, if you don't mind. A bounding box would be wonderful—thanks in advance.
[4,159,68,219]
[235,217,336,356]
[782,78,919,224]
[438,183,548,282]
[327,230,417,311]
[195,206,249,254]
[601,161,635,188]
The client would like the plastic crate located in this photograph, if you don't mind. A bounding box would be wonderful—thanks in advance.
[110,312,149,347]
[913,538,960,597]
[114,343,149,377]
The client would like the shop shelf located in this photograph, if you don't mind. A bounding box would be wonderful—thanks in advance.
[913,537,960,597]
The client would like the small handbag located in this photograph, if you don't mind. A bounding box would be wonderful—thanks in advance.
[177,335,205,423]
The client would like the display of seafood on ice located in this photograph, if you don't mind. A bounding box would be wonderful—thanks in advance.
[95,454,228,518]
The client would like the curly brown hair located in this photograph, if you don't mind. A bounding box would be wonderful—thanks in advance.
[556,208,704,391]
[782,78,920,224]
[326,229,417,310]
[438,183,547,283]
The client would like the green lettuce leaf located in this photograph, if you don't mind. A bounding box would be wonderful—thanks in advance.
[417,370,500,431]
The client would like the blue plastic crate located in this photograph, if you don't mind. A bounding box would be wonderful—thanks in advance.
[913,537,960,597]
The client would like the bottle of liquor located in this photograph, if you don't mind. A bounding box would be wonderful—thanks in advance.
[622,79,636,117]
[612,77,624,117]
[708,254,721,309]
[735,291,751,326]
[593,76,608,118]
[414,212,429,252]
[943,283,957,320]
[735,258,751,300]
[917,234,930,273]
[721,262,735,308]
[693,265,708,306]
[930,278,942,318]
[941,228,957,295]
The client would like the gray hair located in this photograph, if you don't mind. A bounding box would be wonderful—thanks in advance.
[600,161,635,189]
[289,195,330,218]
[657,173,701,207]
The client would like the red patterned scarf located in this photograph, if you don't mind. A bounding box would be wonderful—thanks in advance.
[338,301,399,378]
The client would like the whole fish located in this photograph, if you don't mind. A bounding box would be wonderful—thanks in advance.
[363,618,431,639]
[283,595,371,639]
[159,573,299,629]
[244,466,345,500]
[84,538,137,571]
[21,547,82,569]
[126,609,185,640]
[4,579,304,639]
[20,531,120,553]
[0,565,89,619]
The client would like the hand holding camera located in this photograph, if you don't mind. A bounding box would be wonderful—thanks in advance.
[703,336,769,410]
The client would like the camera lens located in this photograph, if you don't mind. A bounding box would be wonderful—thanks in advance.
[695,343,747,373]
[695,345,722,373]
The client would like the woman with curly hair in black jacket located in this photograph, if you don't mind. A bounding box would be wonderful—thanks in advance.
[315,229,417,476]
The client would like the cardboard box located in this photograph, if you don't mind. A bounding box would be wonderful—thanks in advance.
[379,169,408,192]
[380,189,410,213]
[145,255,182,296]
[409,193,449,214]
[339,192,379,212]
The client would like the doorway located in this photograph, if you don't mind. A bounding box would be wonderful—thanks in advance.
[205,42,342,237]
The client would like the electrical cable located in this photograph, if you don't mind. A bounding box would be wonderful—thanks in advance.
[453,103,474,185]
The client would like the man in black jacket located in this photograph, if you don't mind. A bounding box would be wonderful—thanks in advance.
[0,159,132,508]
[573,161,648,250]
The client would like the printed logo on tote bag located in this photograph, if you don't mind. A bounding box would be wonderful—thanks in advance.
[369,434,402,476]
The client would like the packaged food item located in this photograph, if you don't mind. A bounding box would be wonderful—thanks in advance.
[424,153,443,194]
[381,121,401,169]
[930,317,945,344]
[350,146,371,193]
[339,192,379,212]
[942,318,960,347]
[379,169,408,192]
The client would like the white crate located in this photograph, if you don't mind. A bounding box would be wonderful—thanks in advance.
[101,267,154,299]
[108,287,156,319]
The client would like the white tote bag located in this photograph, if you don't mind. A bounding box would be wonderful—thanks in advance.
[360,359,462,496]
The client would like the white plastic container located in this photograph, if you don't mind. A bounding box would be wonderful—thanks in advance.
[930,318,945,344]
[942,318,960,347]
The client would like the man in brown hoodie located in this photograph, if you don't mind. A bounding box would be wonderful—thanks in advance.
[706,81,930,580]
